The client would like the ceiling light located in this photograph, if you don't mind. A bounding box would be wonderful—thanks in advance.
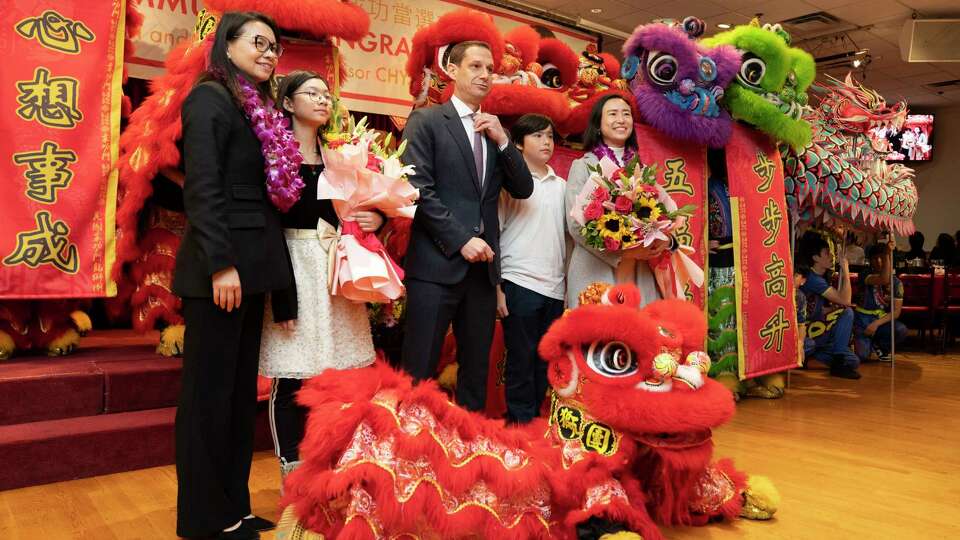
[717,23,731,29]
[590,8,603,14]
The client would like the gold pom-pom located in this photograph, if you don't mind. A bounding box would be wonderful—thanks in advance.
[0,330,15,360]
[741,475,780,520]
[157,324,185,357]
[652,353,678,378]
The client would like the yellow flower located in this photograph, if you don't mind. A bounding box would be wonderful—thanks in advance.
[597,213,625,238]
[636,196,661,221]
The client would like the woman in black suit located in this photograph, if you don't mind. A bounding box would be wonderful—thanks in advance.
[173,11,293,540]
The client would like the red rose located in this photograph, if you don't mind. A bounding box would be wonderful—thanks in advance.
[593,187,611,202]
[614,195,633,214]
[584,200,604,221]
[603,236,621,251]
[366,154,381,172]
[641,184,659,196]
[611,167,626,181]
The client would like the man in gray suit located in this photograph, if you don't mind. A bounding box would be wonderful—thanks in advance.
[400,40,533,411]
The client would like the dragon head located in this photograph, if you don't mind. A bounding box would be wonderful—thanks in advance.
[817,72,907,154]
[539,284,734,467]
[621,17,741,148]
[703,21,816,150]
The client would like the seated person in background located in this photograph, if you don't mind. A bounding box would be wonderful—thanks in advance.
[928,233,957,266]
[854,241,907,362]
[844,232,866,266]
[797,232,862,379]
[896,231,927,266]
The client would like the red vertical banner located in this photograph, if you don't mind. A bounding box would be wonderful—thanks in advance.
[633,123,708,308]
[725,124,800,379]
[0,2,125,298]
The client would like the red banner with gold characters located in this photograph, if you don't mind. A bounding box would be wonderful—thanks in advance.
[634,123,708,309]
[725,124,800,379]
[0,2,125,298]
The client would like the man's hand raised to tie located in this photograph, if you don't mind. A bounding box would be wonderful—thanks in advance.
[473,112,509,147]
[460,237,495,263]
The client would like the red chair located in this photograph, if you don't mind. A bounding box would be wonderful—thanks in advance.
[898,273,935,346]
[936,270,960,352]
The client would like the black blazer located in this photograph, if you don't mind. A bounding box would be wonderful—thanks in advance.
[172,81,293,301]
[401,100,533,285]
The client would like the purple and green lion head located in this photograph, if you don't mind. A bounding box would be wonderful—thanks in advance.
[621,17,741,148]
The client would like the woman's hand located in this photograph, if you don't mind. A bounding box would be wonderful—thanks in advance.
[352,210,384,233]
[622,238,670,260]
[212,266,242,312]
[277,319,296,332]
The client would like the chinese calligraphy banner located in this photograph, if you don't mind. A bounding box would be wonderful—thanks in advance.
[726,124,801,379]
[634,124,708,309]
[125,0,595,117]
[0,2,125,298]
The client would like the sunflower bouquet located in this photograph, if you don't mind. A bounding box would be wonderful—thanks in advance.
[571,155,695,252]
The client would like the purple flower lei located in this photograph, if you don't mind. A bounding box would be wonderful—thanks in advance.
[235,76,304,212]
[592,141,637,168]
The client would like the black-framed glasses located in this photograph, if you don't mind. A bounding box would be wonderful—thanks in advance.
[237,34,283,57]
[293,90,333,104]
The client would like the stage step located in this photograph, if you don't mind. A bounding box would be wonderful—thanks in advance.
[0,345,182,426]
[0,333,274,490]
[0,407,177,491]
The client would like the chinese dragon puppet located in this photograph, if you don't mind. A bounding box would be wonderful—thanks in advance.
[0,3,143,359]
[783,73,918,236]
[692,21,815,399]
[277,285,778,539]
[110,0,369,355]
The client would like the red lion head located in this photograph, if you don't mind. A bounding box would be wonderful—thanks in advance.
[539,285,735,463]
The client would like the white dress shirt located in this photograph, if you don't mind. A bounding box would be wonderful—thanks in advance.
[450,95,488,185]
[498,165,567,300]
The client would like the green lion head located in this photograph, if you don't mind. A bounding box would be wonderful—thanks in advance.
[703,21,815,150]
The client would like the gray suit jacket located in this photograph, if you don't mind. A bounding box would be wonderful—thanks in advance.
[564,152,660,307]
[401,100,533,286]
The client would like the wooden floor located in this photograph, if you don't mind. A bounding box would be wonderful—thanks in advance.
[2,352,959,540]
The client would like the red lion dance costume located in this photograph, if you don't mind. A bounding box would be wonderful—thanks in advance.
[278,285,778,539]
[112,0,370,355]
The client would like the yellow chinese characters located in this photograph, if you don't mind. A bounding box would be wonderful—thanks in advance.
[662,158,694,196]
[752,151,776,193]
[762,252,788,298]
[13,141,77,204]
[3,211,79,274]
[15,10,95,55]
[759,198,783,247]
[16,68,84,129]
[759,307,789,352]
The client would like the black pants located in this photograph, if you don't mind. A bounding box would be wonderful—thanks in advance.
[401,264,495,411]
[501,281,565,423]
[269,377,306,464]
[175,294,264,538]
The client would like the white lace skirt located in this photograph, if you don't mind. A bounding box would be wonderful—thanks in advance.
[259,226,376,379]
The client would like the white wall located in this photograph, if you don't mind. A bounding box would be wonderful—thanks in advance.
[907,105,960,250]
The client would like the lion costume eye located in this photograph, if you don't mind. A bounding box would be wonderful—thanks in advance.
[540,63,563,88]
[585,341,637,377]
[647,51,678,85]
[437,44,452,76]
[738,53,766,88]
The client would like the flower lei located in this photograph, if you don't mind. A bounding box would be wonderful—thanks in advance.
[592,141,637,168]
[235,76,304,212]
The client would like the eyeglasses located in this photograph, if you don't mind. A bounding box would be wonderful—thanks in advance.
[236,34,283,57]
[293,91,333,104]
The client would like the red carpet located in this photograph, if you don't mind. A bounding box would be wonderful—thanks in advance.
[0,330,273,491]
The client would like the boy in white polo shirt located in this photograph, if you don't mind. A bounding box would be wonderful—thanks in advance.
[497,114,568,424]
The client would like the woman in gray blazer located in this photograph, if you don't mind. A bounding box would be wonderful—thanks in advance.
[565,95,669,307]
